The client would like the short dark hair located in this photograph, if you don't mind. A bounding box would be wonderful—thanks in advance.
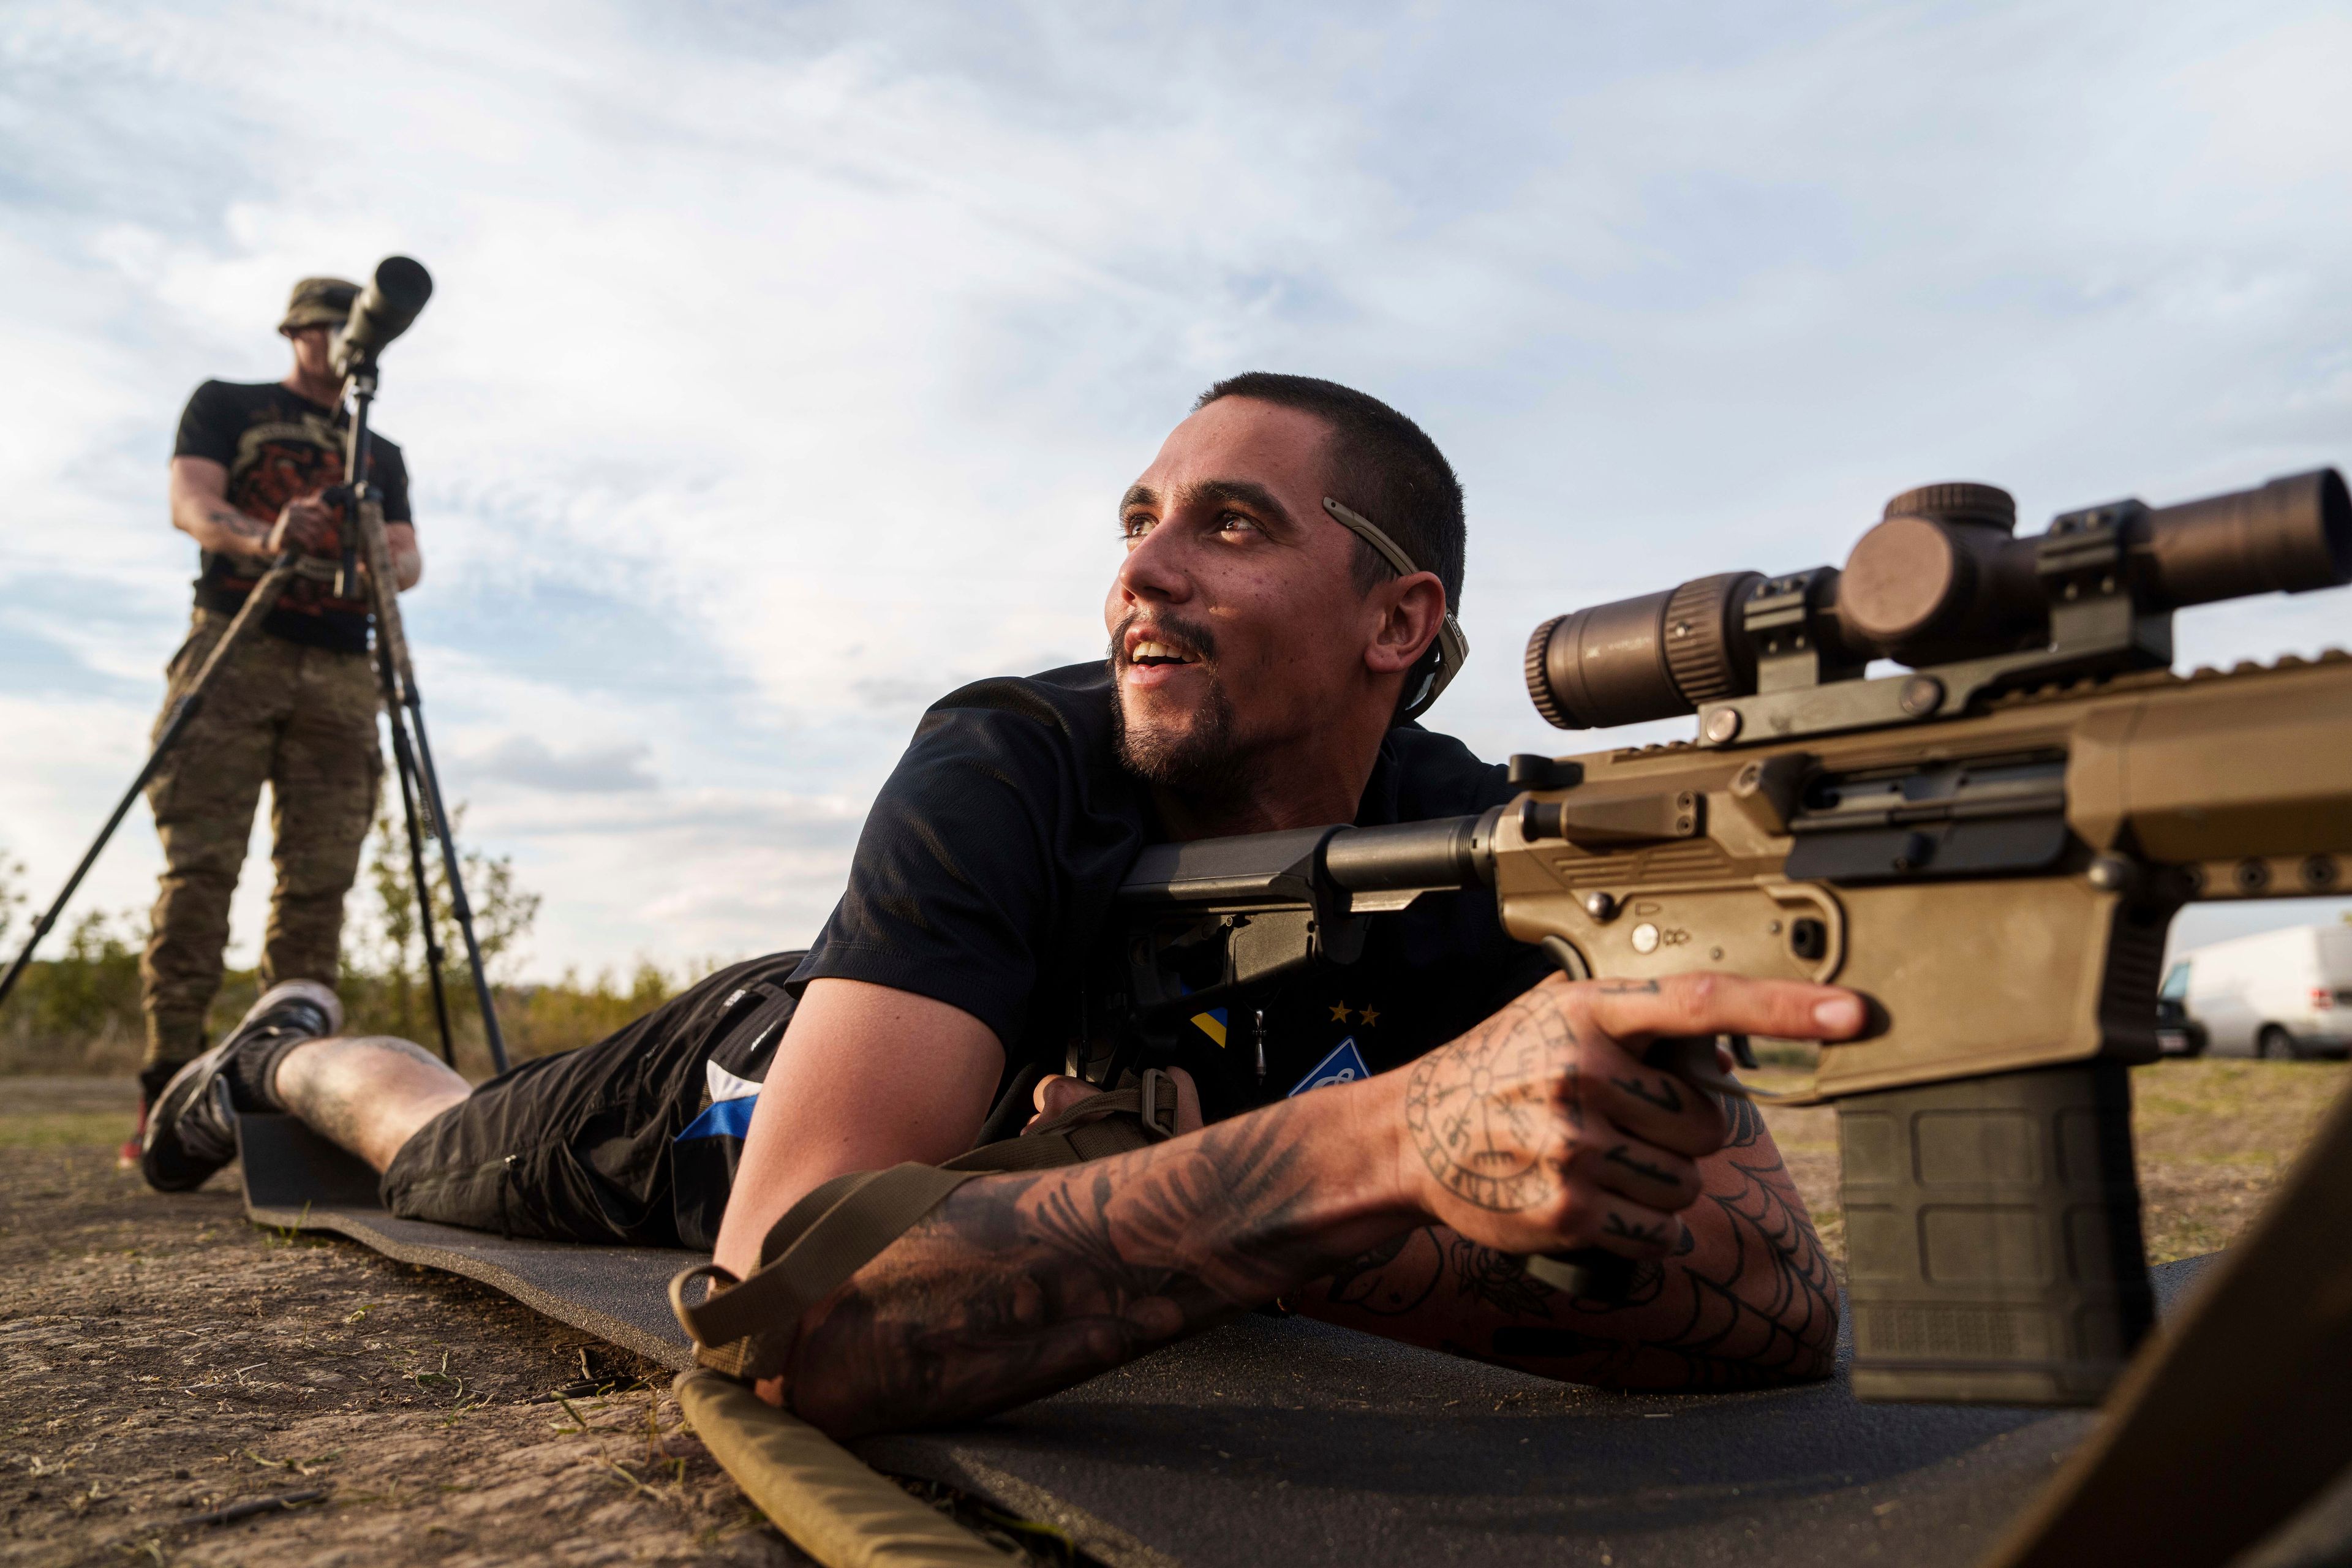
[1192,372,1465,611]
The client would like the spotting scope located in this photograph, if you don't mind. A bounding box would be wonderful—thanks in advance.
[1525,470,2352,731]
[334,255,434,376]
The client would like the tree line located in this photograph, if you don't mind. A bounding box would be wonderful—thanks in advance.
[0,809,717,1079]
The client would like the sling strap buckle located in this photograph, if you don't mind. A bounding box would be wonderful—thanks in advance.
[1137,1067,1180,1140]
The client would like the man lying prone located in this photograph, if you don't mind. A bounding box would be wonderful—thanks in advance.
[143,374,1862,1436]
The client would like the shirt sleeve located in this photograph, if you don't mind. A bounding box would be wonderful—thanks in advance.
[170,382,240,466]
[790,704,1072,1049]
[372,439,413,526]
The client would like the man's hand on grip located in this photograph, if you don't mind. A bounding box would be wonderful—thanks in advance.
[1397,971,1864,1263]
[267,494,341,557]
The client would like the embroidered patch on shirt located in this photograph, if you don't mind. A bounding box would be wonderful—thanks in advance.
[1287,1037,1370,1098]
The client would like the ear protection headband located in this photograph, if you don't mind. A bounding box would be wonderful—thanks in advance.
[1322,497,1468,725]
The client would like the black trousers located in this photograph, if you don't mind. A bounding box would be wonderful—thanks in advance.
[379,952,805,1250]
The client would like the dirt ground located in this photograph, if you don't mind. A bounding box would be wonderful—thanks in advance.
[0,1079,804,1568]
[4,1058,2344,1567]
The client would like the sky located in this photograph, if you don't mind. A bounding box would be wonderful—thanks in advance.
[3,0,2348,982]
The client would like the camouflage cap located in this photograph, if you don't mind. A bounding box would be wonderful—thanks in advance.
[279,276,360,334]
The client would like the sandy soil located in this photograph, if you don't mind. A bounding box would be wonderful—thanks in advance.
[4,1058,2342,1566]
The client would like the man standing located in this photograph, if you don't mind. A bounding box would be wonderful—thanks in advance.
[128,276,425,1159]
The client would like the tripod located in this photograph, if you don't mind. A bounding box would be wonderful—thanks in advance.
[338,354,509,1075]
[0,364,509,1076]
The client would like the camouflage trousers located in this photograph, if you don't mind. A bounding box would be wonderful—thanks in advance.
[140,609,383,1069]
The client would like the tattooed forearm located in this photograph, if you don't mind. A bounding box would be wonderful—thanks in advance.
[1448,1234,1557,1316]
[1304,1096,1838,1392]
[1324,1230,1444,1316]
[1602,1212,1670,1245]
[786,1096,1394,1438]
[198,504,274,554]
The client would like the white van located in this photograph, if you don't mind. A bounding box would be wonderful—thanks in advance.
[2165,923,2352,1060]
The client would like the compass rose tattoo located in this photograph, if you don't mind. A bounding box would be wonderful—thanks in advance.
[1403,993,1574,1213]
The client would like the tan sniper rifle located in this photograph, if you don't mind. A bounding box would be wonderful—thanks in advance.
[1111,467,2352,1425]
[666,470,2350,1568]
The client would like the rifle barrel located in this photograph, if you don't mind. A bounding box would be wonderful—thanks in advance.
[1323,812,1495,892]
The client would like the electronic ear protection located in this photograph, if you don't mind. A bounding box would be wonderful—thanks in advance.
[1322,496,1468,723]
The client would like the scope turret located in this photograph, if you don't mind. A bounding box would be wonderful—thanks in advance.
[1525,468,2351,731]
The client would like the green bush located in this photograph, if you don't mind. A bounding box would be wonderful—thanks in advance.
[0,905,148,1075]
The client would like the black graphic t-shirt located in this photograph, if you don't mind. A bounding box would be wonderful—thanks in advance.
[666,662,1551,1241]
[172,380,413,653]
[793,662,1551,1119]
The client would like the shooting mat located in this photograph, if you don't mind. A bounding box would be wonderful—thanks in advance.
[236,1113,2351,1568]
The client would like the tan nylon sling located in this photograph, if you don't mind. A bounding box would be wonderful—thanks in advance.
[673,1369,1012,1568]
[665,1073,1180,1568]
[669,1071,1182,1378]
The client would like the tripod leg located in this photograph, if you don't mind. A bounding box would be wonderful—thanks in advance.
[403,705,509,1074]
[361,577,456,1068]
[1,557,302,1011]
[353,490,508,1076]
[385,701,456,1068]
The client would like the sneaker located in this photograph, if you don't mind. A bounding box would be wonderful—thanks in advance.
[139,981,342,1193]
[119,1060,187,1171]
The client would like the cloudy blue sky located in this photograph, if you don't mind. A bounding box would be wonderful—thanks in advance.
[4,0,2347,980]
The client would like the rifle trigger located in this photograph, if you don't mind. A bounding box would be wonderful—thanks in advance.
[1643,1036,1804,1104]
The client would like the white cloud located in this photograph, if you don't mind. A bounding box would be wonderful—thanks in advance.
[4,0,2348,976]
[466,736,658,794]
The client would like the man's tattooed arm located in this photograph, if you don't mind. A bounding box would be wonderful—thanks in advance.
[170,458,273,558]
[775,970,1862,1435]
[783,1089,1409,1439]
[1298,1093,1839,1390]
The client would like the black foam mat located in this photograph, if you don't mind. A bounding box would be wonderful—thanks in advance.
[238,1112,701,1371]
[238,1113,2325,1568]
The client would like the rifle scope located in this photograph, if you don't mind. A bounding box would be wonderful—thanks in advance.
[1525,468,2352,730]
[336,255,434,374]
